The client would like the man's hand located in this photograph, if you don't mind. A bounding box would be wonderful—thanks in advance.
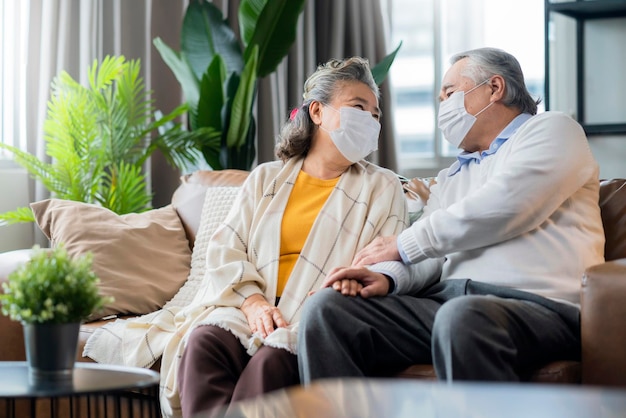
[323,266,391,298]
[240,294,288,338]
[352,235,401,266]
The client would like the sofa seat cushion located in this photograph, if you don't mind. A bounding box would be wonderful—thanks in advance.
[396,360,581,383]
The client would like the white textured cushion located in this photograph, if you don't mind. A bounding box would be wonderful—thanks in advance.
[163,186,240,309]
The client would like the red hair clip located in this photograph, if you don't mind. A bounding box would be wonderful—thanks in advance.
[289,107,299,120]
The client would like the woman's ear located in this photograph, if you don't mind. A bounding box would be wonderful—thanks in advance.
[309,101,323,125]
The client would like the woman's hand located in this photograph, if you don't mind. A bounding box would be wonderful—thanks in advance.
[322,266,391,298]
[240,294,288,338]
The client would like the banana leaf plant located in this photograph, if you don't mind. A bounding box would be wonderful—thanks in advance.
[155,0,402,171]
[0,55,202,225]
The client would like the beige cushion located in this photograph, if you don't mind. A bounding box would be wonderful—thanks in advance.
[164,186,240,309]
[31,199,191,319]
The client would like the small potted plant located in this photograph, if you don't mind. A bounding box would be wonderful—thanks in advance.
[0,245,111,380]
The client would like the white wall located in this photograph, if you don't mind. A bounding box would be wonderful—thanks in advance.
[550,14,626,180]
[585,18,626,180]
[0,165,34,251]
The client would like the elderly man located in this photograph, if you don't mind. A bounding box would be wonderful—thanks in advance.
[298,47,605,382]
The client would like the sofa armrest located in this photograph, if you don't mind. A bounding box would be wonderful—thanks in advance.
[0,249,37,361]
[581,259,626,386]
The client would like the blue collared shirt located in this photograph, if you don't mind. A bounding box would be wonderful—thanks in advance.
[447,113,533,176]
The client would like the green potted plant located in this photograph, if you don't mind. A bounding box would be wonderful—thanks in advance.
[155,0,402,171]
[0,55,203,225]
[0,245,111,379]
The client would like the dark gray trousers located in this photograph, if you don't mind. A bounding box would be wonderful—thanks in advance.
[297,279,580,383]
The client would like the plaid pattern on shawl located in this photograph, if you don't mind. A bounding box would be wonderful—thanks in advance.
[84,157,408,418]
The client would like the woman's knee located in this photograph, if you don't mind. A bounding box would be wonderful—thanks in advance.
[248,346,298,377]
[185,325,240,361]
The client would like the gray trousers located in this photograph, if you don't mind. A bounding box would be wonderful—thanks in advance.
[297,279,580,383]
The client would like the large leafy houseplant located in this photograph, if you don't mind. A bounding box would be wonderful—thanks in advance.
[155,0,401,171]
[0,55,201,225]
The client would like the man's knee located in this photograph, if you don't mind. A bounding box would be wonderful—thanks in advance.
[301,288,350,328]
[433,296,495,344]
[299,288,367,349]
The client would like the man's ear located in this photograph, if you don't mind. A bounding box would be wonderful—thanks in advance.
[489,75,506,101]
[309,101,323,125]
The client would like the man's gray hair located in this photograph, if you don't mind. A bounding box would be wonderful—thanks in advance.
[451,47,540,115]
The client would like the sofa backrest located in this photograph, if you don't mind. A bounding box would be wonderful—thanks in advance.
[599,179,626,261]
[171,169,249,246]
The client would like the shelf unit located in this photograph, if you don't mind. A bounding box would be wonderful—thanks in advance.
[544,0,626,135]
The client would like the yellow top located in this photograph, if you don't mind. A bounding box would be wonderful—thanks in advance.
[277,170,339,296]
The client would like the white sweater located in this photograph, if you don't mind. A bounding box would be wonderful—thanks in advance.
[384,111,605,306]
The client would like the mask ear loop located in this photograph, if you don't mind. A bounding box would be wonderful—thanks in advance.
[468,77,495,118]
[466,77,492,94]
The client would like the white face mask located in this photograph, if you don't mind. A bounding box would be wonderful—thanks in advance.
[437,78,494,149]
[321,106,381,163]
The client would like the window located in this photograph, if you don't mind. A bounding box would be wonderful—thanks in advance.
[0,1,29,159]
[389,0,545,175]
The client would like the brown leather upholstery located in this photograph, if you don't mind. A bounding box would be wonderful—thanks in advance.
[581,259,626,386]
[599,179,626,261]
[0,249,33,362]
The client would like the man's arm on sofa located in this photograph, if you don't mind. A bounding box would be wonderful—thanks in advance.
[581,259,626,386]
[0,249,36,361]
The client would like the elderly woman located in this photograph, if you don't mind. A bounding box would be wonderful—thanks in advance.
[171,57,408,418]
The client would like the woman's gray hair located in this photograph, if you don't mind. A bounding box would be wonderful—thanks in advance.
[275,56,379,161]
[451,47,540,115]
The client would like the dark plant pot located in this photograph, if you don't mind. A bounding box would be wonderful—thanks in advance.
[23,322,80,380]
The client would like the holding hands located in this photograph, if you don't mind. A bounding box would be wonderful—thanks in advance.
[321,231,402,298]
[322,266,391,298]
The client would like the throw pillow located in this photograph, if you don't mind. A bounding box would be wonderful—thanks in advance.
[163,186,240,309]
[31,199,192,319]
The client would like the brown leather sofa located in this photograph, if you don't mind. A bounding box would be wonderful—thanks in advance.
[1,171,626,414]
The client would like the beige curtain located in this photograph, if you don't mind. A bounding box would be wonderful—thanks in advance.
[22,0,395,214]
[21,0,188,212]
[256,0,398,171]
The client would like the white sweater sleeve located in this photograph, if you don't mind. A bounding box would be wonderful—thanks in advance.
[399,112,597,264]
[368,258,443,295]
